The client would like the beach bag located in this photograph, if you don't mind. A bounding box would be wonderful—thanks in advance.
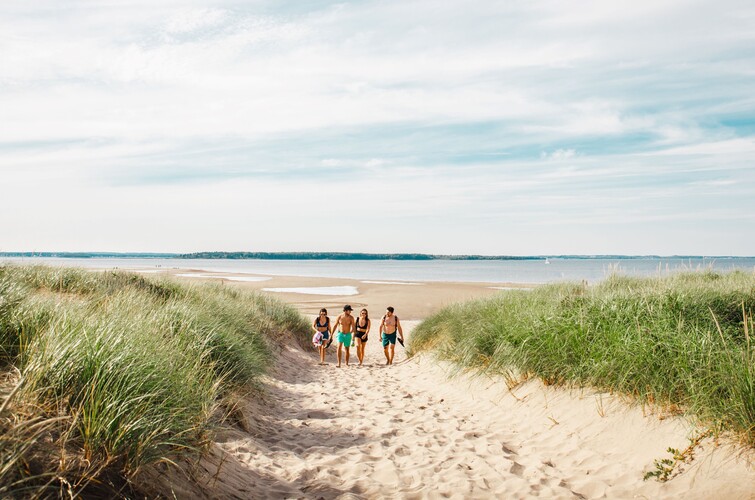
[312,331,323,347]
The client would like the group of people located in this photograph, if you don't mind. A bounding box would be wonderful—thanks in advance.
[312,305,404,367]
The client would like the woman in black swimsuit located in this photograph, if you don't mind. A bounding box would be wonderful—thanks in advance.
[354,308,371,366]
[313,308,331,365]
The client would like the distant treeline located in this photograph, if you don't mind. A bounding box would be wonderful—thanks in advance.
[178,252,544,260]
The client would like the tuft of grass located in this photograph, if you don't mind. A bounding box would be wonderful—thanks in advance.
[410,271,755,446]
[0,264,310,497]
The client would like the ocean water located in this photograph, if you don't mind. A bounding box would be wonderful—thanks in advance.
[2,256,754,284]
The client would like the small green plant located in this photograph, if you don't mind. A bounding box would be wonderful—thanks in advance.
[643,431,712,481]
[643,451,676,481]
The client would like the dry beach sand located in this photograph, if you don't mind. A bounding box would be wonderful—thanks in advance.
[135,268,754,499]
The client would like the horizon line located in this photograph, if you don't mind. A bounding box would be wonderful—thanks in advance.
[1,251,753,260]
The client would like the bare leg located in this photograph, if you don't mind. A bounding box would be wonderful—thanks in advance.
[388,344,395,365]
[337,343,343,367]
[319,345,326,364]
[345,347,350,366]
[356,339,364,365]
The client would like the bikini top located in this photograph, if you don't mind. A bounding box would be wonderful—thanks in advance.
[356,318,369,331]
[315,317,329,328]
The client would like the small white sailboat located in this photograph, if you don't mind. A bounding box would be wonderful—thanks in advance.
[544,257,550,264]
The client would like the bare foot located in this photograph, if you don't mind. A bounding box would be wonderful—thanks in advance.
[336,364,341,368]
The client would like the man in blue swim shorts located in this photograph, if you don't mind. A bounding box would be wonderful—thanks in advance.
[378,306,404,365]
[332,304,356,367]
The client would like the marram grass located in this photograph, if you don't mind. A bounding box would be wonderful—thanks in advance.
[0,264,309,497]
[410,271,755,446]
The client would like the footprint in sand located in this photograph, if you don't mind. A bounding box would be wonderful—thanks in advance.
[501,443,517,456]
[394,445,411,457]
[509,462,525,477]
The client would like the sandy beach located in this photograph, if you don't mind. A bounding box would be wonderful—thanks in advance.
[137,267,754,499]
[165,267,535,320]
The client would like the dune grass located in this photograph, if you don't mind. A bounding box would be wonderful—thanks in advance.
[410,271,755,446]
[0,265,309,497]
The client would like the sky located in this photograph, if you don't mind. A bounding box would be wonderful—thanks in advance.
[1,0,754,256]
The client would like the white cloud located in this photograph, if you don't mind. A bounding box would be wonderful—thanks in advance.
[541,149,577,161]
[365,158,387,168]
[648,138,755,156]
[321,159,346,168]
[0,0,754,254]
[163,8,228,36]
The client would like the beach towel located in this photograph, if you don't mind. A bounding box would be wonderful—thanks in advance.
[312,331,323,347]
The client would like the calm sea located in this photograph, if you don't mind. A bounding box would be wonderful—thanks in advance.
[2,257,754,284]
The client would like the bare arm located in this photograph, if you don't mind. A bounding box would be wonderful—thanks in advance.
[396,317,404,339]
[332,314,341,334]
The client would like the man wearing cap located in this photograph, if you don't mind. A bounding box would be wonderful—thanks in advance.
[333,305,356,367]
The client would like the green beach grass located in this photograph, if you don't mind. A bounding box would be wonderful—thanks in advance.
[409,271,755,446]
[0,265,309,497]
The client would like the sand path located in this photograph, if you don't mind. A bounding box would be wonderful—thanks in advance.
[166,321,754,500]
[126,270,754,498]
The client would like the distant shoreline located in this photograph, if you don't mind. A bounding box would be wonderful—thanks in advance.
[1,252,751,260]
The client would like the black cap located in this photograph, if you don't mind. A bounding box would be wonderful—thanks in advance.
[343,304,353,311]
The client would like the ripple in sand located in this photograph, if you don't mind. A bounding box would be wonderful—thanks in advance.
[361,280,423,285]
[262,286,359,296]
[176,273,270,282]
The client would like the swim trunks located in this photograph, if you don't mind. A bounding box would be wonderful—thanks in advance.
[338,331,352,346]
[382,332,397,347]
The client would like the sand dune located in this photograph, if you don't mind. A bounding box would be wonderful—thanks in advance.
[135,269,754,498]
[145,321,754,499]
